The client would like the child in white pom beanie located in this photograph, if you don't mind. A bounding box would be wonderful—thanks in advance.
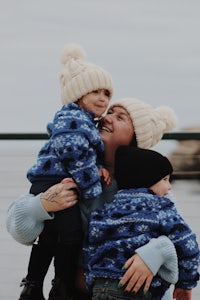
[19,43,113,300]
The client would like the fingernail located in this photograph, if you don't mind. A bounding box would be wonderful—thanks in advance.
[117,282,122,289]
[124,291,129,296]
[143,290,148,295]
[132,291,136,295]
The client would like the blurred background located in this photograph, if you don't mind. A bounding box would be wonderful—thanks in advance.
[0,1,200,299]
[0,0,200,133]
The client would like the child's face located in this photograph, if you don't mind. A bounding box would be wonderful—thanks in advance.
[79,89,110,117]
[150,174,172,196]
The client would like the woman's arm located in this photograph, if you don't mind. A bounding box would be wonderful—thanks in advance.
[136,236,178,284]
[6,180,78,245]
[119,236,178,293]
[6,193,52,245]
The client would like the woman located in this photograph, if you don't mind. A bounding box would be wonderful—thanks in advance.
[6,97,178,300]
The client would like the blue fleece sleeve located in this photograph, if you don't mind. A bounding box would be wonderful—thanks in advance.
[53,132,102,200]
[158,201,200,290]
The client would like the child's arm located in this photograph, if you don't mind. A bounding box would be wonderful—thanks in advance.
[52,105,105,200]
[158,199,200,290]
[54,132,102,200]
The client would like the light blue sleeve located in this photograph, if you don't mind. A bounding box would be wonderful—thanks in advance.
[6,193,54,246]
[162,289,173,300]
[135,235,178,284]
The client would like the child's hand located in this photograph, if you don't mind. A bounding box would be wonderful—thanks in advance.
[173,288,192,300]
[99,168,111,186]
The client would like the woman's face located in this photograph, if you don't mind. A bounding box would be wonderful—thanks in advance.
[99,105,134,152]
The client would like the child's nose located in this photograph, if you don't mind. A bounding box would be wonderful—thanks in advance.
[99,94,106,101]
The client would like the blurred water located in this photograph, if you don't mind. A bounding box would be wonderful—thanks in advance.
[0,140,200,299]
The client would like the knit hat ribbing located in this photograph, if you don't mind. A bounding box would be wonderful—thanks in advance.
[110,98,177,149]
[60,43,113,104]
[115,146,173,190]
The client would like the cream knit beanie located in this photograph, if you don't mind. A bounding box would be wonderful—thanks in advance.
[60,43,113,104]
[110,98,177,149]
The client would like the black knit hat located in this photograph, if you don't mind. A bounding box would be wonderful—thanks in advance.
[115,146,173,190]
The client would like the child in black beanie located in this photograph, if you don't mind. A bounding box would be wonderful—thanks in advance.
[84,146,200,300]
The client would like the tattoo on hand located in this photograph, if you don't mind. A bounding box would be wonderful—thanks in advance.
[42,190,59,203]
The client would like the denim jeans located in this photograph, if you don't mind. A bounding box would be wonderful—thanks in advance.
[92,278,153,300]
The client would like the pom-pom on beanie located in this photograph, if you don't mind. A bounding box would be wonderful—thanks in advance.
[115,146,173,190]
[109,98,177,149]
[60,43,113,104]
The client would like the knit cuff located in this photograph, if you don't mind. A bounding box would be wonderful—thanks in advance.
[29,193,54,221]
[135,236,178,284]
[6,193,54,245]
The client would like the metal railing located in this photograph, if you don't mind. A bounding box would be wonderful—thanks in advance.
[1,132,200,180]
[0,131,200,140]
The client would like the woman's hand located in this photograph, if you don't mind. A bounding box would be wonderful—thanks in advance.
[119,253,153,294]
[41,178,79,212]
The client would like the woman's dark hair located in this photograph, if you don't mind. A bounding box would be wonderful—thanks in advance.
[129,134,137,147]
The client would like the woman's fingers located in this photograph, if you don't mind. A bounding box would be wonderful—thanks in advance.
[119,254,153,293]
[142,275,152,294]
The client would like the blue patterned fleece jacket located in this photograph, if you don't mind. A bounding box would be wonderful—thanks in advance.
[27,102,104,200]
[84,188,200,298]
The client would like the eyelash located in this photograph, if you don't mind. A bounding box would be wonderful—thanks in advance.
[107,111,124,120]
[93,90,110,97]
[105,90,110,97]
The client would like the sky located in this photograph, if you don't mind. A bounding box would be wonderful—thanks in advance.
[1,0,200,132]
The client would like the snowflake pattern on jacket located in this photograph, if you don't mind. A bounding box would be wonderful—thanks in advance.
[84,188,200,298]
[27,102,104,200]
